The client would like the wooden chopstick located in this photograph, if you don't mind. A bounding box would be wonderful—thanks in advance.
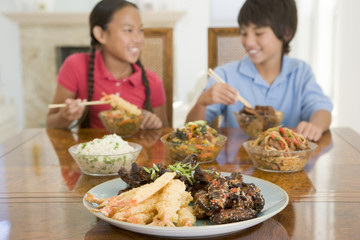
[207,68,253,109]
[48,100,109,109]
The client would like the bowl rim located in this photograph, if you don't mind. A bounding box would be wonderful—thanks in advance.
[160,132,228,146]
[243,140,318,154]
[68,141,142,157]
[233,111,284,118]
[98,110,142,117]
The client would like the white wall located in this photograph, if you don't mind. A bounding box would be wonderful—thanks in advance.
[0,9,24,134]
[334,0,360,134]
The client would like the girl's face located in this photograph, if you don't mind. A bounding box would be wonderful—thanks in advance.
[100,6,144,64]
[240,23,283,68]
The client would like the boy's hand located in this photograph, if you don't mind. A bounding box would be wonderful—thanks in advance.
[198,83,238,106]
[140,110,162,129]
[296,121,322,142]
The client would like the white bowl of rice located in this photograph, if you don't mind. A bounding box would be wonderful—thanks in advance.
[68,134,142,176]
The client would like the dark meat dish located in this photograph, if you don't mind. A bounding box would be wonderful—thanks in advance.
[118,156,265,225]
[118,154,219,195]
[236,105,282,138]
[193,172,265,224]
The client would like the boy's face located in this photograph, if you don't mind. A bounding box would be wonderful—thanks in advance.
[240,23,283,67]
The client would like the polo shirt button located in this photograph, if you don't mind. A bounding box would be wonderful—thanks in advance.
[116,82,120,86]
[122,79,127,82]
[115,92,120,96]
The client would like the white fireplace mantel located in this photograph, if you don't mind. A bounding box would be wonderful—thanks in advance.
[4,11,185,27]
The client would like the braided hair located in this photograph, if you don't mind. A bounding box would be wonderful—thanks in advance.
[79,0,152,128]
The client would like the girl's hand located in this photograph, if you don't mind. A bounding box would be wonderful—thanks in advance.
[296,121,322,142]
[60,98,86,121]
[140,110,162,129]
[198,83,238,106]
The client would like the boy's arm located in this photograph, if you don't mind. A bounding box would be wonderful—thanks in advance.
[309,110,332,132]
[296,110,332,141]
[186,101,207,123]
[186,83,238,123]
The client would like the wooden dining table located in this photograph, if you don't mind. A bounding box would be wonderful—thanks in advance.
[1,127,360,239]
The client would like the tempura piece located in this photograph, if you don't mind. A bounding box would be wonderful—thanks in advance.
[101,94,141,116]
[150,179,192,227]
[177,206,196,227]
[112,191,160,220]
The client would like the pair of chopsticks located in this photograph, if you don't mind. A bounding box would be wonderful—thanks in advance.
[207,68,253,109]
[48,100,109,109]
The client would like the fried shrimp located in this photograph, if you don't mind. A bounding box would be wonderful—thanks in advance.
[86,172,197,227]
[177,206,196,227]
[101,94,141,116]
[112,191,160,220]
[150,179,192,227]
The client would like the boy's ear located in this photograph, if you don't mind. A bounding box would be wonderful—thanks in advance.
[284,28,294,42]
[92,26,106,44]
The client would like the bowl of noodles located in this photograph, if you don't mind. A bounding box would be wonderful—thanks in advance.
[234,106,284,139]
[243,126,317,173]
[160,120,227,164]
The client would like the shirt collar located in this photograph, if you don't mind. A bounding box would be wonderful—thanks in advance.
[95,50,142,86]
[238,55,299,87]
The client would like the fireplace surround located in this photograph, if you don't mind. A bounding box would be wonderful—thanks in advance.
[5,11,183,127]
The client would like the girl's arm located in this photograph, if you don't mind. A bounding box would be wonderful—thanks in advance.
[140,104,168,129]
[46,84,86,129]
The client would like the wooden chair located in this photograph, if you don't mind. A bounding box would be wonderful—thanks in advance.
[208,27,247,128]
[141,28,173,127]
[208,27,247,69]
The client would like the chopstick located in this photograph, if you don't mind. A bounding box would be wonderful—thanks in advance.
[207,68,253,109]
[48,100,109,109]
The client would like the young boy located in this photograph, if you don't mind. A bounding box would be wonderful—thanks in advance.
[186,0,332,141]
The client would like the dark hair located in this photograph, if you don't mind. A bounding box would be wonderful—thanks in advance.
[237,0,297,54]
[79,0,152,127]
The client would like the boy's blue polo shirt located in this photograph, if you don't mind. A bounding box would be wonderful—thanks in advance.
[205,56,333,128]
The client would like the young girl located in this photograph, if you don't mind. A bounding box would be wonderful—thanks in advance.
[186,0,333,141]
[46,0,168,130]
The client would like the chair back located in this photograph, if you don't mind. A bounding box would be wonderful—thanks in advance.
[141,28,173,126]
[208,27,247,128]
[208,27,247,69]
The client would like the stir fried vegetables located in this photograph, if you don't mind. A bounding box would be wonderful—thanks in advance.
[167,120,220,144]
[99,110,141,137]
[251,126,310,152]
[161,121,227,163]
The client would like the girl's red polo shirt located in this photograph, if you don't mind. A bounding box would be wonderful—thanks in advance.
[57,50,166,128]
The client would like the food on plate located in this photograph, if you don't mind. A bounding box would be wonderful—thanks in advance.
[118,154,219,195]
[116,158,265,225]
[99,94,142,137]
[243,126,317,172]
[68,134,142,175]
[160,120,227,163]
[234,105,283,138]
[85,172,196,226]
[193,172,265,224]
